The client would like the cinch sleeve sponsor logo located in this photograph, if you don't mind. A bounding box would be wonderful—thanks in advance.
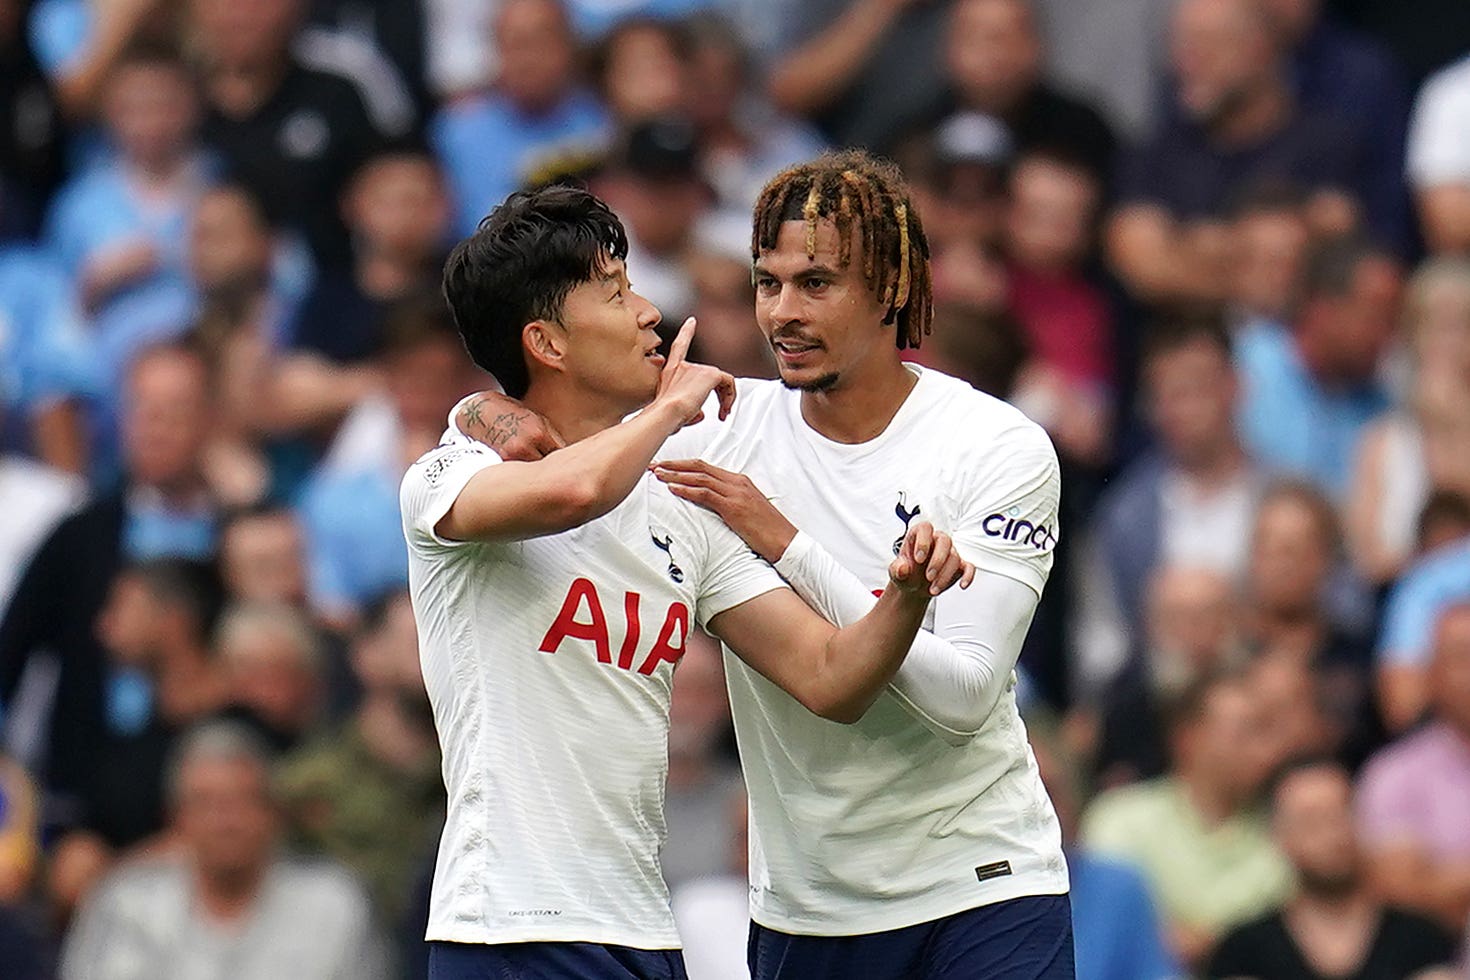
[982,506,1057,551]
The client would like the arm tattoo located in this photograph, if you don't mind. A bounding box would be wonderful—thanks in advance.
[461,398,485,431]
[485,412,524,447]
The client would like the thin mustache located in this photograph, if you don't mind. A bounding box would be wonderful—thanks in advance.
[771,331,823,348]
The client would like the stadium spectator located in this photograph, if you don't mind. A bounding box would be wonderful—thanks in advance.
[0,423,84,612]
[0,0,63,238]
[1031,0,1172,139]
[1107,0,1374,304]
[0,753,47,980]
[307,0,432,117]
[59,720,388,980]
[1207,757,1460,979]
[683,216,776,378]
[592,17,691,128]
[276,591,442,926]
[1072,311,1261,698]
[593,116,713,324]
[661,630,742,891]
[215,601,326,752]
[0,343,219,804]
[431,0,608,239]
[1235,237,1399,498]
[1031,723,1179,980]
[1090,565,1242,788]
[1001,150,1114,467]
[1358,602,1470,934]
[1348,257,1470,587]
[1244,482,1381,768]
[765,0,951,150]
[1082,670,1291,970]
[684,13,826,215]
[297,293,481,625]
[43,44,209,420]
[79,558,229,850]
[1376,496,1470,733]
[218,506,308,606]
[1227,186,1312,330]
[1260,0,1413,254]
[27,0,178,123]
[285,148,449,393]
[923,0,1116,181]
[191,0,410,270]
[919,304,1029,399]
[1406,52,1470,255]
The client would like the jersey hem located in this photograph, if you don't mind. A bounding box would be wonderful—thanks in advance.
[425,924,683,949]
[748,869,1070,938]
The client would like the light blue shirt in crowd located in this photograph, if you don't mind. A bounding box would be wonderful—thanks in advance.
[1378,536,1470,667]
[432,89,609,239]
[0,247,95,416]
[298,466,409,618]
[1068,849,1180,980]
[1234,320,1389,500]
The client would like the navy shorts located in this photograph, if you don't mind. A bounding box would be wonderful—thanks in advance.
[748,894,1075,980]
[427,940,688,979]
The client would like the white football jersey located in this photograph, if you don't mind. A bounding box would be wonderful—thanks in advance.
[401,421,785,949]
[656,365,1070,935]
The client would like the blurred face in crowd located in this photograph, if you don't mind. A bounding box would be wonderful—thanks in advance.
[190,188,273,293]
[386,329,480,435]
[494,0,576,114]
[220,616,321,736]
[352,594,426,700]
[104,60,198,171]
[1170,0,1279,125]
[1272,764,1361,897]
[220,513,307,605]
[1146,567,1238,687]
[1406,262,1470,380]
[1249,491,1333,618]
[97,571,168,668]
[599,173,707,256]
[754,219,894,393]
[687,29,745,132]
[1250,656,1330,769]
[344,155,449,260]
[123,348,212,491]
[1431,605,1470,737]
[190,0,301,69]
[1177,680,1275,801]
[669,631,729,763]
[946,0,1041,111]
[1145,335,1238,468]
[1004,156,1098,274]
[1231,206,1309,321]
[600,23,689,123]
[688,251,773,379]
[915,163,1007,254]
[1299,254,1402,382]
[175,751,277,884]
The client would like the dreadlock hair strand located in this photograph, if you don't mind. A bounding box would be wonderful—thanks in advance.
[753,150,933,350]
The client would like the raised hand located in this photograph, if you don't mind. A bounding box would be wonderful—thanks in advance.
[653,318,737,426]
[889,521,976,597]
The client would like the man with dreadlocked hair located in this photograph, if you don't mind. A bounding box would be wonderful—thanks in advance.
[457,151,1073,979]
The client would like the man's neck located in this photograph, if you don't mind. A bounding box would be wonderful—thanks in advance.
[1290,883,1374,919]
[128,152,193,187]
[357,252,426,300]
[355,695,435,773]
[1210,80,1291,148]
[799,359,918,445]
[195,863,267,923]
[155,646,230,724]
[523,384,629,445]
[1177,768,1241,827]
[1251,606,1325,658]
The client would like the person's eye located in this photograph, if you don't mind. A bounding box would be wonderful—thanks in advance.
[755,276,777,290]
[806,278,828,290]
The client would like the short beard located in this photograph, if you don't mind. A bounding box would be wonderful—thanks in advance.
[783,372,840,393]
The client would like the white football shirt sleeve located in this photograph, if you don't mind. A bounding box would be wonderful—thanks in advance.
[688,508,788,630]
[950,421,1061,598]
[774,532,1039,743]
[399,443,500,549]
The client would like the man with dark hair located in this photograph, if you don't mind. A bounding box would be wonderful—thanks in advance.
[405,182,969,979]
[1207,757,1458,979]
[1235,236,1401,497]
[459,150,1072,978]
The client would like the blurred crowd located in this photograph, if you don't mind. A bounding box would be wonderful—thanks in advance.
[0,0,1469,977]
